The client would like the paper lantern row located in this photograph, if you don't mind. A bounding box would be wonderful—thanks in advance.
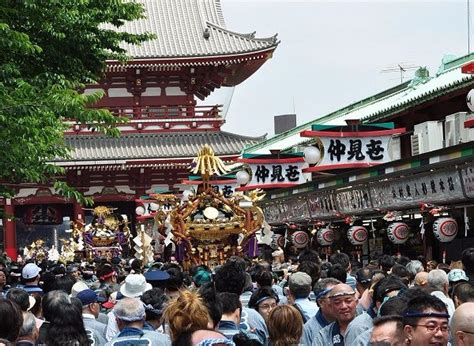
[315,218,458,247]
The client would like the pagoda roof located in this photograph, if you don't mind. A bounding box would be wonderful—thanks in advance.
[243,53,474,155]
[105,0,279,60]
[55,131,265,167]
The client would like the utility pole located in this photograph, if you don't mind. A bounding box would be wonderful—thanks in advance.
[469,0,471,53]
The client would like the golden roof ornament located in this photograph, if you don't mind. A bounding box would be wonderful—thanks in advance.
[190,145,229,187]
[91,206,116,217]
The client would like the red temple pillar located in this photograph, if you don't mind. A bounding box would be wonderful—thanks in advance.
[3,198,17,259]
[73,202,84,221]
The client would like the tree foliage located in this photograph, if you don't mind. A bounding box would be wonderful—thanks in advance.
[0,0,152,204]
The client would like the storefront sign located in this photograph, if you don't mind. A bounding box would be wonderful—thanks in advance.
[334,186,372,214]
[370,169,464,209]
[304,186,372,219]
[320,136,392,165]
[460,164,474,198]
[301,127,404,172]
[238,157,307,190]
[261,201,288,224]
[284,197,310,221]
[306,190,339,219]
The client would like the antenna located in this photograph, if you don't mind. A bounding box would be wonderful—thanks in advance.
[381,62,420,83]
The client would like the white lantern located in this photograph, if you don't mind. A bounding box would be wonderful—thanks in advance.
[149,202,159,211]
[433,218,458,243]
[292,231,309,249]
[467,89,474,112]
[347,226,368,246]
[135,206,145,216]
[236,170,250,185]
[317,227,334,246]
[303,146,321,164]
[387,222,410,245]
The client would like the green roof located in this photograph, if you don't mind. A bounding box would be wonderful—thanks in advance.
[244,52,474,154]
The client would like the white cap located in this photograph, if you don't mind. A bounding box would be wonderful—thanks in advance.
[22,263,41,280]
[70,281,89,297]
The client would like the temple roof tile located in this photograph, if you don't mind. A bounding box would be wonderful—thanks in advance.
[104,0,279,60]
[55,131,266,165]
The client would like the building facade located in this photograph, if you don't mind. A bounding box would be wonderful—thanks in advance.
[1,0,279,258]
[244,54,474,262]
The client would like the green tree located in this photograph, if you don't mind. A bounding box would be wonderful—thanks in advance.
[0,0,152,204]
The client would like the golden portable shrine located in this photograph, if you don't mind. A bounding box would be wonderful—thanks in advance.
[151,145,265,268]
[60,206,132,262]
[22,239,49,262]
[22,205,131,263]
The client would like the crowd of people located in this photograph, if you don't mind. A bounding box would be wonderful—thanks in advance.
[0,246,474,346]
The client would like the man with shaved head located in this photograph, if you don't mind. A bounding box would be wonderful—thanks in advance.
[451,302,474,346]
[313,283,358,345]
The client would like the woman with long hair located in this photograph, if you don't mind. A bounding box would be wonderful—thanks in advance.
[267,305,303,346]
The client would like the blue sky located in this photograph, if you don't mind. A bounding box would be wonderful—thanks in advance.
[203,0,470,138]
